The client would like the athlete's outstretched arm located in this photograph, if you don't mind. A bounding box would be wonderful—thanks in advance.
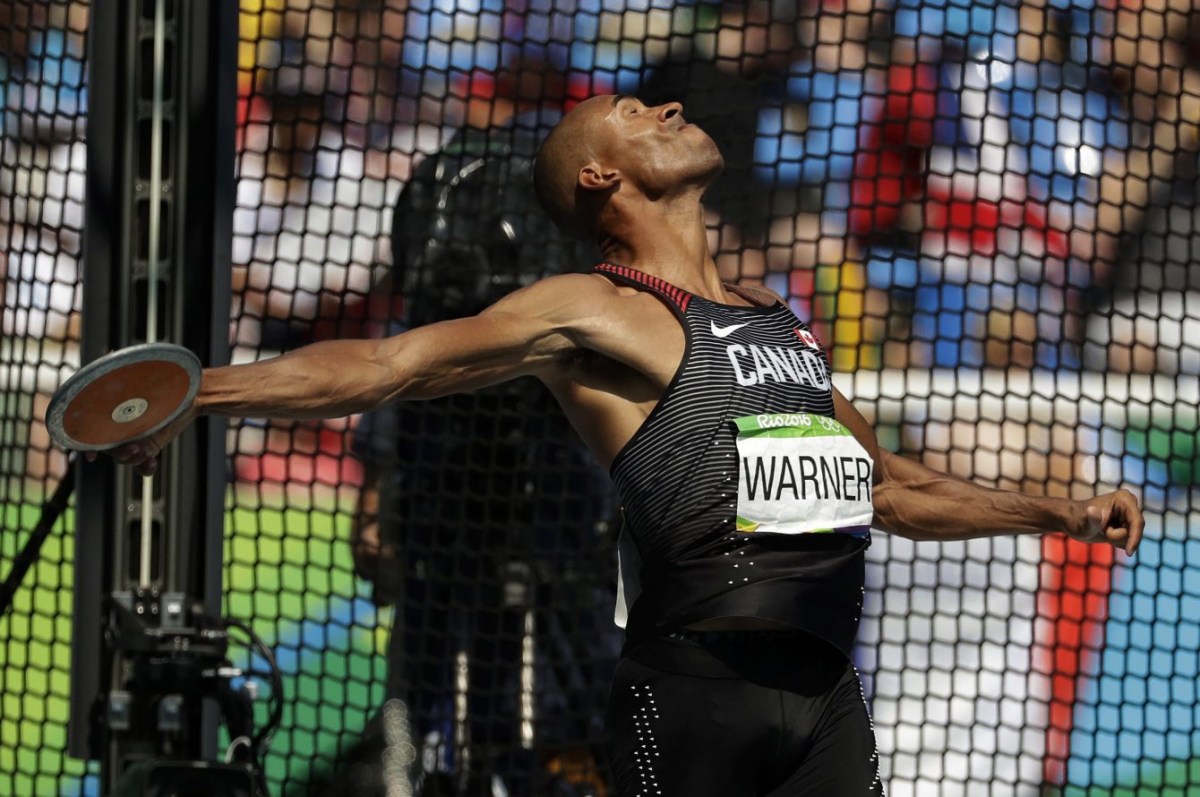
[832,390,1144,555]
[109,274,599,474]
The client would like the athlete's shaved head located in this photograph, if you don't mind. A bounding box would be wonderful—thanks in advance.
[533,95,612,240]
[534,94,723,241]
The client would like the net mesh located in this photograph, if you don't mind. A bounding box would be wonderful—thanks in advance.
[3,0,1200,794]
[0,1,89,795]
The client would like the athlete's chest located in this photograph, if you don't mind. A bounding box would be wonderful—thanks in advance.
[682,302,834,396]
[567,282,834,417]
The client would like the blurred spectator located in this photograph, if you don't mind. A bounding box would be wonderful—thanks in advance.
[0,0,88,140]
[639,0,891,370]
[298,93,621,796]
[229,0,702,360]
[0,1,88,481]
[1083,0,1200,373]
[847,0,1137,369]
[231,0,438,487]
[638,0,812,237]
[748,0,889,369]
[233,0,422,357]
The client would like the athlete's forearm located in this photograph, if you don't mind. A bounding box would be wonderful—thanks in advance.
[193,308,567,420]
[873,450,1083,541]
[195,338,404,420]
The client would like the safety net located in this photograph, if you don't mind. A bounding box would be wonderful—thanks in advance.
[0,1,89,795]
[4,0,1200,795]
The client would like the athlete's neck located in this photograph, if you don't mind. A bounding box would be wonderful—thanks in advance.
[597,197,736,304]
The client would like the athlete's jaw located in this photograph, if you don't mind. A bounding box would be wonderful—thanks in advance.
[588,96,724,200]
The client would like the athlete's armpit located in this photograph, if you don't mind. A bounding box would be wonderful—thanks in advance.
[831,388,884,486]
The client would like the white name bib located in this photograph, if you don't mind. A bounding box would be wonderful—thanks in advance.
[733,412,875,535]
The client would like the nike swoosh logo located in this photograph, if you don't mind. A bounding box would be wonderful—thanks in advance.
[710,321,750,338]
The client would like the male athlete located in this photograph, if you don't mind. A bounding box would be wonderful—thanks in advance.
[112,95,1144,796]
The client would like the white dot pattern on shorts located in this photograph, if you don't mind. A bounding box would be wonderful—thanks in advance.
[629,683,662,795]
[853,665,885,794]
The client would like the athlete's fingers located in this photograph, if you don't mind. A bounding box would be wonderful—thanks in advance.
[1086,505,1106,541]
[1105,524,1129,551]
[1103,490,1133,555]
[1117,490,1146,556]
[109,440,160,476]
[110,442,144,465]
[1086,490,1144,556]
[98,408,194,472]
[1127,516,1145,557]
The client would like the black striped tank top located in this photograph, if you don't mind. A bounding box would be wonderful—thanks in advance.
[596,263,872,658]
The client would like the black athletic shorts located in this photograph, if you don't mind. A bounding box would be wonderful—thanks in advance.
[605,631,884,796]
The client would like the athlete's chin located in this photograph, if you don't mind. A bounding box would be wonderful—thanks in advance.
[697,141,724,179]
[662,144,723,193]
[695,151,724,187]
[696,134,723,168]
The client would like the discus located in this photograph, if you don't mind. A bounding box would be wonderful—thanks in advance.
[46,343,202,452]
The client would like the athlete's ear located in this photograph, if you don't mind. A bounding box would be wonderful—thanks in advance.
[579,163,619,193]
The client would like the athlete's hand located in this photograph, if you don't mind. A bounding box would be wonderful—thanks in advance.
[1067,489,1145,556]
[91,404,197,477]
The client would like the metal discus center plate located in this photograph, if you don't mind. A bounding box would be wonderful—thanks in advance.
[46,343,202,452]
[112,397,150,423]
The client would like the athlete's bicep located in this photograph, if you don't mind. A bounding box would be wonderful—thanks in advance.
[376,275,596,400]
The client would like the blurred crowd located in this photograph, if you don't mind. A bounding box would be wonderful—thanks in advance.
[126,0,1200,500]
[0,1,87,482]
[225,0,1200,374]
[2,0,1198,478]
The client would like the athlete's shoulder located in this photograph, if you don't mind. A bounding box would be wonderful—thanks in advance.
[534,271,631,298]
[483,272,632,315]
[476,273,637,341]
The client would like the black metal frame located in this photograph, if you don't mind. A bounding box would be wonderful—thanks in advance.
[71,0,236,786]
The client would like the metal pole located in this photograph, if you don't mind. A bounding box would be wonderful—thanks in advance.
[71,0,236,780]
